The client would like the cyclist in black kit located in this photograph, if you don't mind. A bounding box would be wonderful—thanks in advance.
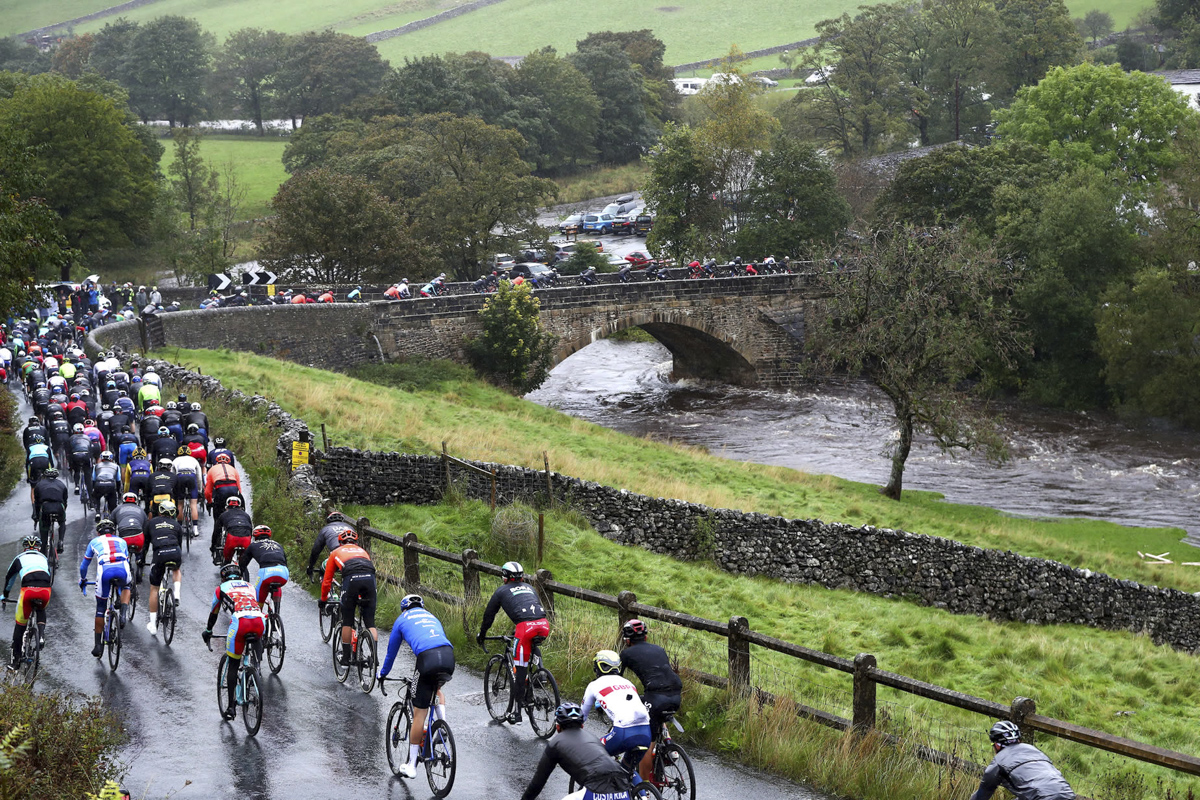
[971,721,1075,800]
[476,561,550,724]
[619,619,683,780]
[519,703,631,800]
[305,511,354,579]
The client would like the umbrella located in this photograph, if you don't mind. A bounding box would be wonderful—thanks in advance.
[85,274,100,284]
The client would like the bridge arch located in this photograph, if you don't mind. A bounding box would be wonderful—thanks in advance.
[555,311,759,386]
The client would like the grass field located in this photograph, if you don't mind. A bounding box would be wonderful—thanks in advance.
[156,134,287,221]
[552,161,650,205]
[167,350,1200,799]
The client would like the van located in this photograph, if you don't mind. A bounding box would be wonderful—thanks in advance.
[671,78,707,96]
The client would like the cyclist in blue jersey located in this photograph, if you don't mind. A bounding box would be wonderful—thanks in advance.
[379,594,455,779]
[2,535,52,669]
[79,520,133,658]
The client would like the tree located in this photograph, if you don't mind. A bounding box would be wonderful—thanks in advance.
[576,29,678,123]
[128,16,213,126]
[277,31,389,126]
[1155,0,1200,68]
[735,133,851,258]
[925,0,998,142]
[641,123,723,264]
[51,35,94,78]
[211,28,285,135]
[168,127,216,231]
[809,227,1027,499]
[0,73,160,277]
[995,62,1198,190]
[0,139,76,319]
[280,114,367,174]
[507,48,600,172]
[1082,10,1114,42]
[569,43,656,163]
[258,168,420,285]
[991,0,1082,99]
[466,280,556,393]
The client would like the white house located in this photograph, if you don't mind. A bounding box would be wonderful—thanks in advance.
[1152,69,1200,110]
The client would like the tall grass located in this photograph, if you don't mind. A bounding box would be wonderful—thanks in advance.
[552,162,651,207]
[0,389,22,499]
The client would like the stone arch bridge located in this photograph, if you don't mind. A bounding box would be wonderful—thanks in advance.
[94,274,823,389]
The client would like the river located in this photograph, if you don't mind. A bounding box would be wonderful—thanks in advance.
[527,339,1200,538]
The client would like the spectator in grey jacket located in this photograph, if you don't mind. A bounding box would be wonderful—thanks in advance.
[970,721,1074,800]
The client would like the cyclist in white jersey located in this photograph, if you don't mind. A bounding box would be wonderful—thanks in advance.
[580,650,652,776]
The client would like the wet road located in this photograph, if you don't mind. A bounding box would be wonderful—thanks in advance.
[2,389,827,800]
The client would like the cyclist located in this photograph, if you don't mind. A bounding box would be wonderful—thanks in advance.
[239,524,289,611]
[111,424,139,467]
[476,561,549,724]
[67,423,93,494]
[184,402,208,444]
[320,528,377,667]
[519,702,632,800]
[22,415,49,453]
[149,427,179,465]
[378,594,455,779]
[139,405,162,445]
[581,650,651,778]
[619,619,683,780]
[144,500,184,637]
[31,467,68,556]
[205,453,241,520]
[213,495,252,565]
[25,438,53,485]
[124,447,153,505]
[2,535,52,668]
[148,459,177,518]
[79,519,133,658]
[305,510,353,580]
[207,436,236,469]
[113,492,149,576]
[970,721,1075,800]
[160,401,183,441]
[203,562,267,720]
[172,445,203,532]
[92,451,122,521]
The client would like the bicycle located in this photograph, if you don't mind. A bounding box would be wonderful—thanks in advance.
[380,675,456,797]
[154,562,179,646]
[331,600,377,693]
[83,577,126,671]
[180,512,192,554]
[482,634,560,739]
[262,594,286,674]
[568,748,663,800]
[649,712,696,800]
[316,573,340,644]
[1,598,43,684]
[35,516,58,584]
[207,633,264,736]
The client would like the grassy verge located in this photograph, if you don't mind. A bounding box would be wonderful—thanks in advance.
[0,388,22,499]
[158,348,1199,594]
[551,162,650,208]
[157,134,287,222]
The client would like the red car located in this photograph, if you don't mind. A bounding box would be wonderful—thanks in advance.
[624,251,655,268]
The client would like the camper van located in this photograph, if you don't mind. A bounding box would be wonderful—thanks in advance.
[671,77,707,96]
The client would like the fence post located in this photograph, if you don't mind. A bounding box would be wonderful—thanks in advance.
[442,441,450,496]
[357,517,370,555]
[1011,696,1037,745]
[321,422,328,451]
[537,514,544,567]
[534,568,555,620]
[617,590,638,628]
[490,467,496,511]
[728,615,751,696]
[852,653,877,735]
[462,549,480,604]
[402,532,421,590]
[543,451,552,504]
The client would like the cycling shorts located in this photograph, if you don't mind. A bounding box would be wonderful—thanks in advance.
[93,561,132,614]
[27,457,48,481]
[119,532,145,555]
[127,474,149,495]
[149,552,182,588]
[513,618,550,667]
[255,565,289,605]
[175,472,198,500]
[340,572,377,628]
[643,691,682,735]
[414,644,455,708]
[221,533,252,564]
[601,724,651,758]
[227,612,266,659]
[15,586,51,625]
[562,791,631,800]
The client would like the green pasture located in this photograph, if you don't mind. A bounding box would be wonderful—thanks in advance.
[156,133,287,221]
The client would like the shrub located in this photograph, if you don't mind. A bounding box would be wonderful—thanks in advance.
[465,281,557,393]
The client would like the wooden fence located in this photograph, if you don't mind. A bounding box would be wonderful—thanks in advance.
[337,512,1200,785]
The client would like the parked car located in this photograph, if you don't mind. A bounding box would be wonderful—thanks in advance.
[751,75,779,88]
[558,214,583,235]
[582,213,615,234]
[490,253,516,269]
[601,196,640,218]
[612,212,639,235]
[520,247,548,263]
[633,214,654,235]
[509,262,558,283]
[624,251,655,268]
[551,240,604,264]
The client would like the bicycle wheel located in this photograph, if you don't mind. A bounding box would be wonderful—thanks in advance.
[527,667,560,739]
[265,611,286,674]
[243,669,263,736]
[106,610,121,671]
[357,626,377,694]
[633,781,664,800]
[483,655,511,722]
[127,581,138,624]
[385,701,412,776]
[161,587,176,646]
[217,655,231,720]
[654,743,696,800]
[184,517,191,553]
[425,719,456,798]
[318,602,335,644]
[19,629,38,684]
[332,631,350,684]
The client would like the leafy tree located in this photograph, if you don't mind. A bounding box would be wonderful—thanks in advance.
[89,20,143,113]
[128,16,212,126]
[991,0,1082,99]
[466,280,556,393]
[51,34,94,78]
[809,227,1027,499]
[0,139,76,319]
[1155,0,1200,67]
[576,29,678,122]
[280,113,367,173]
[995,62,1198,190]
[0,38,50,75]
[507,48,600,172]
[570,43,656,163]
[735,133,851,258]
[1081,10,1114,42]
[641,123,723,264]
[277,31,389,125]
[168,127,216,231]
[0,73,160,277]
[211,28,285,135]
[258,168,420,284]
[925,0,998,142]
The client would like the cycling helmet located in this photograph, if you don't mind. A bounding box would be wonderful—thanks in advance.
[337,529,358,545]
[214,436,226,448]
[187,423,199,433]
[42,467,58,479]
[20,534,39,551]
[989,721,1021,746]
[226,496,243,508]
[51,409,63,419]
[252,524,272,539]
[72,423,84,433]
[214,453,231,465]
[99,450,113,462]
[400,594,424,612]
[157,499,176,516]
[132,448,146,458]
[96,519,116,535]
[122,492,138,504]
[326,509,340,522]
[158,429,171,438]
[177,394,187,403]
[165,402,177,410]
[593,649,621,677]
[622,619,648,640]
[177,446,190,456]
[220,562,243,582]
[501,561,523,582]
[554,702,584,728]
[190,402,201,411]
[28,416,39,426]
[157,459,173,471]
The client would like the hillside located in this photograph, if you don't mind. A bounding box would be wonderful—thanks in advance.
[5,0,1150,65]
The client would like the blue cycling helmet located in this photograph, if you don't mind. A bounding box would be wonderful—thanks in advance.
[400,594,424,612]
[555,702,584,728]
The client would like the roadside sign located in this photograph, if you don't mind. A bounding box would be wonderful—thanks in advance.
[207,273,232,292]
[243,270,278,286]
[291,440,310,470]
